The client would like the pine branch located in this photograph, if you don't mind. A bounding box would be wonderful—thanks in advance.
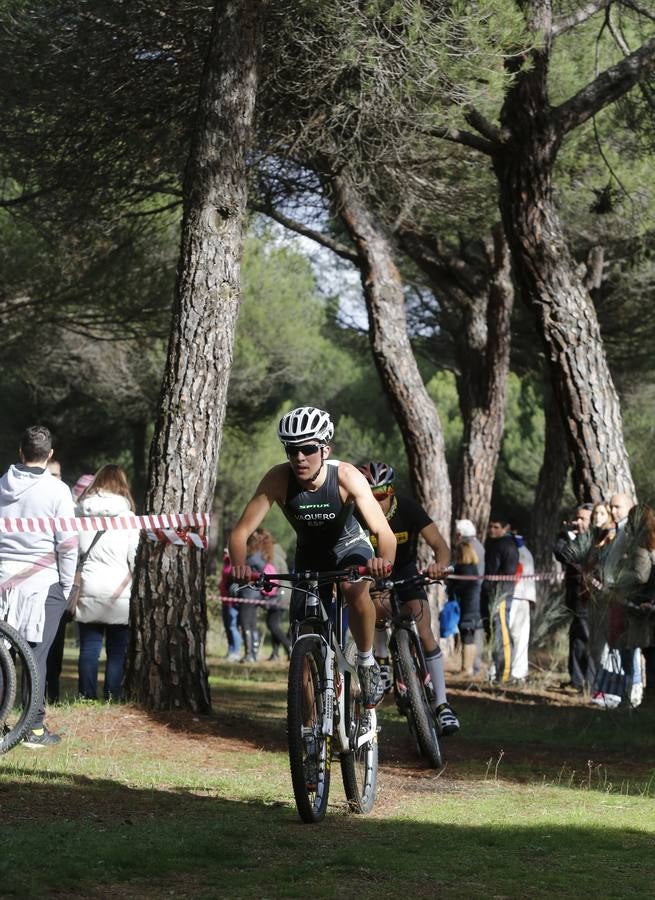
[425,124,495,156]
[464,108,504,145]
[622,1,655,24]
[552,0,613,38]
[254,202,359,265]
[554,35,655,135]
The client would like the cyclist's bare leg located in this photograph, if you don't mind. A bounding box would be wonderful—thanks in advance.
[342,581,376,652]
[401,597,438,654]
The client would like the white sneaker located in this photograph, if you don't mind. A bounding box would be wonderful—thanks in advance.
[590,691,621,709]
[374,656,393,695]
[435,703,460,736]
[630,683,643,708]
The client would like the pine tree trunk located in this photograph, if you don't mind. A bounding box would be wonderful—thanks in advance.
[453,225,513,537]
[331,172,451,537]
[493,4,634,502]
[530,376,569,573]
[126,0,262,711]
[398,225,513,539]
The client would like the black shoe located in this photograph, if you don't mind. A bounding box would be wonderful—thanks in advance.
[358,662,384,709]
[22,726,62,749]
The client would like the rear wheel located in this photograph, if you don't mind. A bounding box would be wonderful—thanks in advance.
[394,628,442,768]
[287,636,331,823]
[0,621,41,754]
[340,668,378,813]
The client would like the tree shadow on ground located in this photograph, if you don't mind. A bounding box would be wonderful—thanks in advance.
[151,671,655,796]
[0,772,653,899]
[54,654,655,796]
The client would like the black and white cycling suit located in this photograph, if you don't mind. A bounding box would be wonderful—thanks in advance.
[282,460,372,617]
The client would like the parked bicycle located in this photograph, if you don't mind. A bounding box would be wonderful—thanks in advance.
[374,572,447,769]
[0,620,41,754]
[250,566,379,823]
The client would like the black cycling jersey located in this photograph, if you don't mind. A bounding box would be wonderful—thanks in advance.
[282,461,369,556]
[369,494,432,569]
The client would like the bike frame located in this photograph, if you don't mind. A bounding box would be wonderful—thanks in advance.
[272,572,377,753]
[378,575,439,705]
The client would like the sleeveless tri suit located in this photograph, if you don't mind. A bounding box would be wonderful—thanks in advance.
[282,460,373,570]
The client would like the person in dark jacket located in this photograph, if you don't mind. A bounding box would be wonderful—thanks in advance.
[483,515,519,683]
[553,503,594,692]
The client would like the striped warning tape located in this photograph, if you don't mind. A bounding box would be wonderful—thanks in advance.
[447,572,563,582]
[0,512,211,534]
[145,528,208,550]
[218,596,284,608]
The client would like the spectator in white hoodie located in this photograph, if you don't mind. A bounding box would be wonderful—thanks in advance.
[75,465,139,701]
[0,425,77,747]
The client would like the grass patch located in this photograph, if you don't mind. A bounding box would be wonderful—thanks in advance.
[1,649,654,898]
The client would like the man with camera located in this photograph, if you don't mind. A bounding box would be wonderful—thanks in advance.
[553,504,594,692]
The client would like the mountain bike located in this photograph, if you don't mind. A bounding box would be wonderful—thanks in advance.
[0,620,41,754]
[374,572,444,769]
[255,567,378,824]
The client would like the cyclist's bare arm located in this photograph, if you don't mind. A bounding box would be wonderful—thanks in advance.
[420,522,450,578]
[339,462,396,576]
[228,465,288,579]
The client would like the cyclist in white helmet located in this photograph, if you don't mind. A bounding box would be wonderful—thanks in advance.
[229,407,397,708]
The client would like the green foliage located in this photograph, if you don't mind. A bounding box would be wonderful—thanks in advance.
[426,370,463,471]
[493,374,545,531]
[622,382,655,505]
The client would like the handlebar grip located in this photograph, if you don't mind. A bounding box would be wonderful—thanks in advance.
[356,563,393,576]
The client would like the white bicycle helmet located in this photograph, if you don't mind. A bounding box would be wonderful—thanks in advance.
[277,406,334,445]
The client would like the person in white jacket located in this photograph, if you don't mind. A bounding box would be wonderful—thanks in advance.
[0,425,78,747]
[509,535,537,684]
[74,465,139,701]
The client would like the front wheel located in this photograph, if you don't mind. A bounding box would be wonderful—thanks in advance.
[340,668,378,813]
[0,621,41,754]
[287,636,331,823]
[394,628,442,768]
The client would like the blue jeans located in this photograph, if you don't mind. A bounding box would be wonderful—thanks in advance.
[221,603,242,655]
[78,622,129,701]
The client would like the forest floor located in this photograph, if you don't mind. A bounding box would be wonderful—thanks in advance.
[1,648,654,899]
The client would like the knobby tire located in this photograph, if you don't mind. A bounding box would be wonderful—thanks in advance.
[394,628,442,768]
[287,637,331,823]
[0,640,17,732]
[340,669,378,813]
[0,620,41,754]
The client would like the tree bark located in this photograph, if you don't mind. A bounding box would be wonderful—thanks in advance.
[331,171,451,537]
[399,224,514,539]
[126,0,262,711]
[454,226,513,537]
[491,0,635,502]
[530,376,570,573]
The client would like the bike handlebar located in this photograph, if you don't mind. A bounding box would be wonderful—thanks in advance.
[240,564,391,587]
[374,566,454,591]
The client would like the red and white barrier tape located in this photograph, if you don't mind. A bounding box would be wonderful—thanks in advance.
[145,528,208,550]
[447,572,563,582]
[219,596,283,608]
[0,512,210,534]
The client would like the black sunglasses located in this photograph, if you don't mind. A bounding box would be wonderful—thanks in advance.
[285,443,322,457]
